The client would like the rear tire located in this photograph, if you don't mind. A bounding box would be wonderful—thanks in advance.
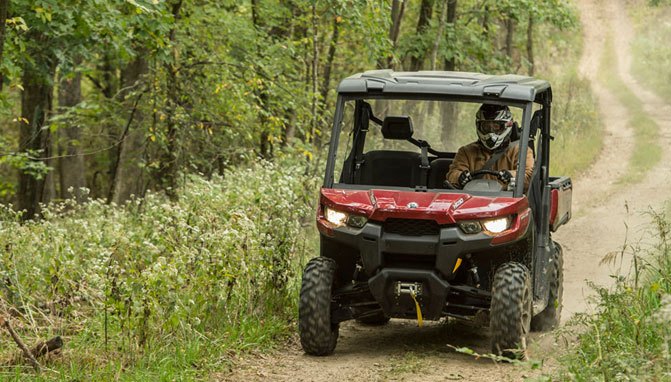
[490,262,532,360]
[531,241,564,331]
[299,257,339,356]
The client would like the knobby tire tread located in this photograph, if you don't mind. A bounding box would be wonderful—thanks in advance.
[299,257,339,356]
[490,262,532,359]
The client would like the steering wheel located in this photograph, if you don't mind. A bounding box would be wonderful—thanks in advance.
[470,169,502,179]
[462,169,511,187]
[443,169,510,189]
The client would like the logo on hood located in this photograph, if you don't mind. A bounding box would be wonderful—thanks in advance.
[407,202,419,209]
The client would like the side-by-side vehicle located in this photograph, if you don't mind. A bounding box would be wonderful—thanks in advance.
[298,70,572,358]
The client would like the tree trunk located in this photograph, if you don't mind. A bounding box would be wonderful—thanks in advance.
[482,4,489,37]
[0,0,9,91]
[505,16,514,59]
[430,0,449,70]
[57,68,87,202]
[251,0,275,157]
[108,55,148,204]
[310,2,319,146]
[527,14,534,76]
[441,0,458,147]
[443,0,458,72]
[18,56,55,219]
[319,15,340,117]
[377,0,406,69]
[93,53,120,200]
[410,0,434,72]
[158,0,183,200]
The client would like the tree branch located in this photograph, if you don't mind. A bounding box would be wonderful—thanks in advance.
[0,315,42,373]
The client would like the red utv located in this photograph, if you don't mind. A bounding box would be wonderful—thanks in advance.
[298,70,572,359]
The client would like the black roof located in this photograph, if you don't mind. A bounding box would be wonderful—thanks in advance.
[337,70,551,102]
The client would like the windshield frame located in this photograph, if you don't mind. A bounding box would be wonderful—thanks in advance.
[323,94,534,198]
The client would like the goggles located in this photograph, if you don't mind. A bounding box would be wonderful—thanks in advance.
[478,120,508,134]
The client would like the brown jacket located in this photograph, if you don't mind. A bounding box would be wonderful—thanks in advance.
[447,141,534,190]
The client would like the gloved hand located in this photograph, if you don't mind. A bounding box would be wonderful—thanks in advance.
[458,170,473,188]
[497,170,512,184]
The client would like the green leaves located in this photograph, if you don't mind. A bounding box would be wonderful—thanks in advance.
[0,159,318,356]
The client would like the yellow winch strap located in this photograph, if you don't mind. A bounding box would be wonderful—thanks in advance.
[410,291,424,327]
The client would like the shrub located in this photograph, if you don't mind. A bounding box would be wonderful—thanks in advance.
[0,159,320,365]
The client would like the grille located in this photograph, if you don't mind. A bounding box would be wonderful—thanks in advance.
[384,253,436,269]
[383,218,440,236]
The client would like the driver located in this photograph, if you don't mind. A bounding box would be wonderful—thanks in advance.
[446,103,534,190]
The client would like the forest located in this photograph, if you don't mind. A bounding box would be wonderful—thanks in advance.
[6,0,669,380]
[0,0,575,215]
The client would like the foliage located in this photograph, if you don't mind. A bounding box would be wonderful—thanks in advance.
[629,1,671,100]
[518,8,601,178]
[599,38,661,184]
[0,0,580,205]
[0,158,320,379]
[558,211,671,380]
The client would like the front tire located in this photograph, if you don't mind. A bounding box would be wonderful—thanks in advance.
[299,257,339,356]
[490,262,532,359]
[531,241,564,331]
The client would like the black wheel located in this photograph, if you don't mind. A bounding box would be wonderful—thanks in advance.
[531,241,564,331]
[490,262,532,360]
[353,308,390,326]
[298,257,339,356]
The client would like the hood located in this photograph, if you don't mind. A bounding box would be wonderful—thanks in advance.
[320,188,528,225]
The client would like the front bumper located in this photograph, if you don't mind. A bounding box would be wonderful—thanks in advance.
[322,219,530,320]
[321,221,495,279]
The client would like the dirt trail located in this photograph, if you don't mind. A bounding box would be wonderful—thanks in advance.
[221,1,671,380]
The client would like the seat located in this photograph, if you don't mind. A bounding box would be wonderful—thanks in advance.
[427,158,453,189]
[356,150,422,187]
[528,109,542,156]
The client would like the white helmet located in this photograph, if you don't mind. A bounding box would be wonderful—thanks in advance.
[475,104,514,151]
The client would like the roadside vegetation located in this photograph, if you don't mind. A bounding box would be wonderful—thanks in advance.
[542,32,602,178]
[599,38,661,184]
[629,1,671,99]
[0,159,319,380]
[557,211,671,380]
[553,2,671,380]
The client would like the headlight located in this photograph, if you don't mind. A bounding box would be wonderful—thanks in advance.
[325,206,348,227]
[482,217,511,234]
[324,206,368,228]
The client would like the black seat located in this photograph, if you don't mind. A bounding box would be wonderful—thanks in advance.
[528,109,542,156]
[356,150,422,187]
[427,158,453,189]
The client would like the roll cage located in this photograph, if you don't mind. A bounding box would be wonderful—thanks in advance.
[323,70,557,304]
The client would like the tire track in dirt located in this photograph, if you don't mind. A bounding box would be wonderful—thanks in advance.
[219,1,671,380]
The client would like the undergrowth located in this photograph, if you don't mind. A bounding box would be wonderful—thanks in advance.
[629,2,671,100]
[557,210,671,380]
[548,66,602,179]
[599,37,661,184]
[536,21,602,179]
[0,158,320,380]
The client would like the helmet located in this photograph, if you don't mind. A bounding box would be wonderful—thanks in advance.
[475,104,514,151]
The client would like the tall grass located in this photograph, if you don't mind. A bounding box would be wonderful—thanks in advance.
[598,37,661,184]
[534,24,602,179]
[629,3,671,100]
[0,158,320,380]
[548,66,602,179]
[559,211,671,380]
